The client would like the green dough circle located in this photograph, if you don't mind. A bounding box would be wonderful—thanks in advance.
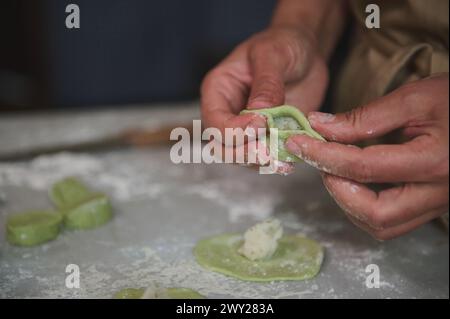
[194,233,324,282]
[114,288,205,299]
[6,210,63,246]
[63,193,112,229]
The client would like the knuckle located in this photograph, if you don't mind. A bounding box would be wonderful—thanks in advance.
[344,107,367,131]
[399,81,421,99]
[349,156,373,183]
[365,205,388,230]
[398,82,429,113]
[398,81,418,95]
[252,34,290,55]
[250,39,277,59]
[257,74,283,92]
[250,93,280,106]
[277,37,303,73]
[251,75,284,104]
[201,68,221,91]
[250,34,302,74]
[429,154,449,181]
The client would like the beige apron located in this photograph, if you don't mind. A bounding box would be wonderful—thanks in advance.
[335,0,449,112]
[334,0,449,230]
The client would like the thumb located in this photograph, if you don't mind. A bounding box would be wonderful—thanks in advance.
[247,44,288,109]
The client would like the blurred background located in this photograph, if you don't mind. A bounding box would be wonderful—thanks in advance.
[0,0,276,110]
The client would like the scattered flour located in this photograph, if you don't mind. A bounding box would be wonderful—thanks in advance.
[0,153,102,191]
[301,157,332,174]
[0,153,278,223]
[186,181,280,223]
[0,153,166,201]
[350,185,359,194]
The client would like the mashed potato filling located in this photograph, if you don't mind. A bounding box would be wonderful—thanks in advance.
[238,219,283,261]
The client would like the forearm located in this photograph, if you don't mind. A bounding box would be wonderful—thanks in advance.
[270,0,348,60]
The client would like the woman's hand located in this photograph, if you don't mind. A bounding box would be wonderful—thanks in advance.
[286,74,449,240]
[200,26,329,135]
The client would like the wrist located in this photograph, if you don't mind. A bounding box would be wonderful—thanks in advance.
[264,23,324,68]
[270,0,323,36]
[270,0,348,60]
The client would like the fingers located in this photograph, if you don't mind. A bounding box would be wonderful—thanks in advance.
[202,28,319,135]
[321,173,449,232]
[306,75,449,145]
[201,64,267,138]
[344,208,444,240]
[206,138,294,175]
[296,75,448,239]
[306,83,429,144]
[285,134,445,183]
[208,138,270,165]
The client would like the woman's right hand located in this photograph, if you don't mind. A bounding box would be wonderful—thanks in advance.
[200,25,329,135]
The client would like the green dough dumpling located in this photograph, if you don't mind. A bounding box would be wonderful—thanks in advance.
[62,193,112,230]
[114,287,205,299]
[50,177,113,230]
[194,233,324,282]
[6,210,63,246]
[241,105,325,162]
[49,177,91,209]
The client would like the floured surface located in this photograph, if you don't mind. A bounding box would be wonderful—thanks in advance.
[0,149,448,298]
[0,103,199,156]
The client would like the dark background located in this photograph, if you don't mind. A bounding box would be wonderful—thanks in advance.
[0,0,276,109]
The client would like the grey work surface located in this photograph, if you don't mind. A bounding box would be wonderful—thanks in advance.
[0,104,448,299]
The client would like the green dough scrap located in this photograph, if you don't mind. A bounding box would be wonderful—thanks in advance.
[167,288,205,299]
[6,210,63,246]
[241,105,325,162]
[114,288,145,299]
[62,193,112,229]
[113,288,205,299]
[194,233,324,282]
[49,177,91,209]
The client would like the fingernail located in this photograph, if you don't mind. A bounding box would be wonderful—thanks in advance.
[247,101,269,109]
[308,112,336,124]
[285,137,305,158]
[248,94,278,109]
[245,115,267,138]
[247,115,267,129]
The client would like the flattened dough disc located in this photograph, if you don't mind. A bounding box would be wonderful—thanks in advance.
[194,233,324,282]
